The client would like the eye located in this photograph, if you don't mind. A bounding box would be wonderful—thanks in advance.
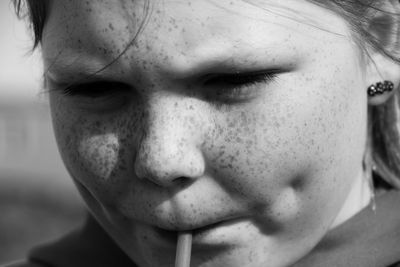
[56,81,132,112]
[203,71,278,104]
[61,81,131,97]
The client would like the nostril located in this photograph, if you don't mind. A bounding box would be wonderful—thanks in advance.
[171,176,193,187]
[134,159,195,187]
[147,173,194,188]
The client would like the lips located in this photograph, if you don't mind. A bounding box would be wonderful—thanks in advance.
[152,217,246,247]
[155,220,226,239]
[158,217,236,233]
[192,220,227,236]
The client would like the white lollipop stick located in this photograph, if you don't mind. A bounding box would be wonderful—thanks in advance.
[175,231,192,267]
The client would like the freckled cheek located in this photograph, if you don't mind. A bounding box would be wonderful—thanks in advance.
[50,97,143,187]
[77,134,120,181]
[51,116,129,198]
[204,112,300,199]
[205,96,349,202]
[55,126,119,182]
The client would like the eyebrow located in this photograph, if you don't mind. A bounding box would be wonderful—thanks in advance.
[44,51,112,85]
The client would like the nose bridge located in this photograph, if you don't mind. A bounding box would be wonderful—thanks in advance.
[134,94,205,187]
[144,97,188,160]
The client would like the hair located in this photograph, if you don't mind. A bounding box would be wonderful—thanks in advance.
[12,0,400,189]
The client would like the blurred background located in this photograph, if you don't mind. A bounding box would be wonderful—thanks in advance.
[0,2,85,264]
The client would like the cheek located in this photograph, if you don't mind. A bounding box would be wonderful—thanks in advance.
[203,62,365,220]
[77,133,120,180]
[50,97,141,198]
[52,117,120,186]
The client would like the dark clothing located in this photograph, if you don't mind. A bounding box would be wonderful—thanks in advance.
[28,216,134,267]
[293,190,400,267]
[4,190,400,267]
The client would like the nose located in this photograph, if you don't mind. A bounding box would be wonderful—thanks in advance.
[134,94,206,187]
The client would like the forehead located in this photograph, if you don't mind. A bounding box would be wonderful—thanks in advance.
[42,0,352,79]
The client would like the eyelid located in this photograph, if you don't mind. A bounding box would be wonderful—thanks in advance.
[202,70,279,105]
[59,81,132,97]
[203,70,279,85]
[49,81,133,113]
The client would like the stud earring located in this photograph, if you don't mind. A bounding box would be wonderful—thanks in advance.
[367,81,394,97]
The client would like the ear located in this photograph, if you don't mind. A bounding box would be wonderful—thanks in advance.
[366,54,400,105]
[365,0,400,105]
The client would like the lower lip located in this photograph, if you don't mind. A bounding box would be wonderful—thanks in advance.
[153,218,250,248]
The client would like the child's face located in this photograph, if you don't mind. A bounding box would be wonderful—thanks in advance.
[44,0,367,266]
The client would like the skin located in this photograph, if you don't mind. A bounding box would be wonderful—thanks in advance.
[43,0,373,266]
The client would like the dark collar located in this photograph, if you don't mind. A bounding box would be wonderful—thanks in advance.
[294,190,400,267]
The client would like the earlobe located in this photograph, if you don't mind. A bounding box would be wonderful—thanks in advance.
[365,51,400,105]
[365,0,400,106]
[367,79,396,105]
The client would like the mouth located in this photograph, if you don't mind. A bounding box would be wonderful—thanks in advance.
[153,217,247,247]
[192,220,229,236]
[155,220,225,238]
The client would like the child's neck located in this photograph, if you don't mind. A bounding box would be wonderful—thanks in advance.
[330,169,373,229]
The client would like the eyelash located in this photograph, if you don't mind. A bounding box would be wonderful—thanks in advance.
[57,71,277,106]
[55,81,132,112]
[61,81,131,97]
[204,72,277,103]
